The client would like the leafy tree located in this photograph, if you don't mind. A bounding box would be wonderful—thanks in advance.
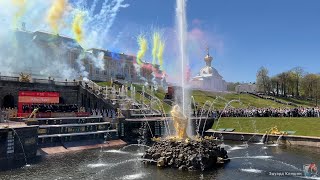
[270,76,280,96]
[227,82,240,92]
[256,67,271,94]
[291,67,305,97]
[301,73,320,99]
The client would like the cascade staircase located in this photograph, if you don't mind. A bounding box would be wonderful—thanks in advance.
[80,80,163,118]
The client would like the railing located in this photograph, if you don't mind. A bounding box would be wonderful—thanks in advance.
[17,112,90,118]
[54,81,79,86]
[0,76,19,82]
[0,75,79,86]
[0,109,18,119]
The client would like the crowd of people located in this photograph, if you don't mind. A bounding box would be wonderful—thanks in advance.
[22,104,79,113]
[192,107,320,118]
[217,107,320,118]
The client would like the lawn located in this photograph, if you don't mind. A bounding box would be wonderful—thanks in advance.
[192,90,294,110]
[95,82,313,113]
[96,81,113,87]
[212,117,320,137]
[276,96,315,107]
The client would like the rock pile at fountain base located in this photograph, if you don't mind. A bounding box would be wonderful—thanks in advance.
[142,138,229,171]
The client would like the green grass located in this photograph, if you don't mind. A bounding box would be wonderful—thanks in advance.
[96,81,113,87]
[276,96,315,107]
[95,81,314,113]
[213,117,320,137]
[192,90,295,110]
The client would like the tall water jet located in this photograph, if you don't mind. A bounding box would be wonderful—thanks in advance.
[175,0,191,137]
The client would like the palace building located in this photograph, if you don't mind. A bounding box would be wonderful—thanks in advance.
[13,29,165,85]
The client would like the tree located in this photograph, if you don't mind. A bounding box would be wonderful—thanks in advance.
[291,67,305,97]
[278,72,292,96]
[287,71,296,97]
[270,76,280,96]
[256,67,271,94]
[227,82,240,92]
[301,73,320,99]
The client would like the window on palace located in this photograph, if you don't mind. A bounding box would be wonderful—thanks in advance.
[104,71,107,75]
[96,70,99,74]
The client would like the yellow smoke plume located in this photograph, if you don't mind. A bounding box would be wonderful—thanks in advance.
[152,32,160,65]
[12,0,27,28]
[47,0,68,33]
[136,35,148,65]
[72,11,84,44]
[157,40,165,70]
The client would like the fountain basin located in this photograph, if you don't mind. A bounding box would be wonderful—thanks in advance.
[142,138,229,171]
[206,130,320,147]
[118,117,215,143]
[0,125,38,170]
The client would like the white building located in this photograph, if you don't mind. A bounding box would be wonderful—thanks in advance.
[235,83,257,93]
[190,49,227,92]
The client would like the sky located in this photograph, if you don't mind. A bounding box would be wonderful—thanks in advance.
[1,0,320,83]
[104,0,320,83]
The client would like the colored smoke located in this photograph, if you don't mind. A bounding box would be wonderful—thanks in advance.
[152,32,160,65]
[46,0,68,34]
[12,0,27,28]
[0,0,129,80]
[136,34,148,65]
[157,40,165,70]
[72,11,84,44]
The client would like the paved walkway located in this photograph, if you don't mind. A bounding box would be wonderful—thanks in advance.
[0,121,28,129]
[40,139,127,155]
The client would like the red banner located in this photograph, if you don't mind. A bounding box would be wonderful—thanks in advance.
[18,91,60,113]
[19,96,59,103]
[19,91,59,97]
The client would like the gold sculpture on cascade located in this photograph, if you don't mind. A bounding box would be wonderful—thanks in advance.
[170,104,188,139]
[19,72,31,82]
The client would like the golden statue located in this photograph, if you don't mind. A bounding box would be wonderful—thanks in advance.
[269,126,286,135]
[28,108,39,119]
[171,105,187,139]
[19,72,31,82]
[117,108,123,118]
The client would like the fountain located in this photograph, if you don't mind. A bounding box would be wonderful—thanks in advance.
[140,0,230,171]
[171,105,188,139]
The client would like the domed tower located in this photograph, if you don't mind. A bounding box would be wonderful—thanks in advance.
[200,47,214,75]
[204,47,213,67]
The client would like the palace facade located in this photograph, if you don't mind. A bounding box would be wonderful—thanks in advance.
[13,29,165,85]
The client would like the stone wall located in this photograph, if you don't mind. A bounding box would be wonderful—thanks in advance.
[207,130,320,148]
[0,126,38,170]
[0,79,115,111]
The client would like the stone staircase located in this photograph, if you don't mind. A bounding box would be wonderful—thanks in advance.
[80,80,162,118]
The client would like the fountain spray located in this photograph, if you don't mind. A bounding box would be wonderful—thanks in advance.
[174,0,191,138]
